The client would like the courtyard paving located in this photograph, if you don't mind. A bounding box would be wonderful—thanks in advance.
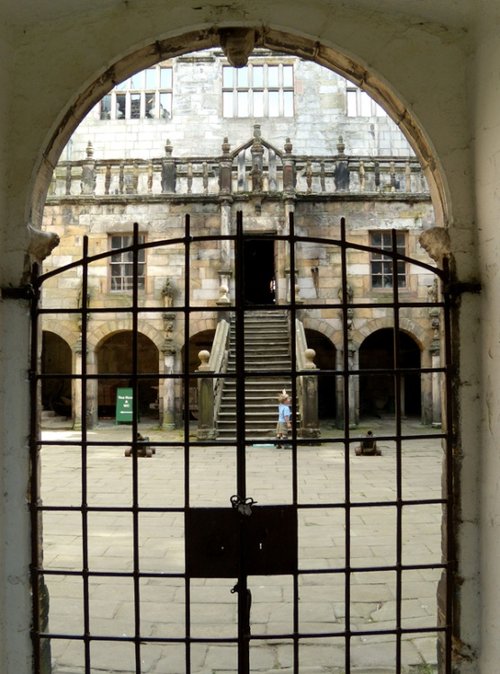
[40,418,445,674]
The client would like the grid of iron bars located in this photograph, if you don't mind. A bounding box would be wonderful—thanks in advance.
[30,213,455,673]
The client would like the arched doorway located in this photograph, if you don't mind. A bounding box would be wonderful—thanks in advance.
[359,328,422,418]
[96,331,159,420]
[41,331,72,417]
[29,31,454,674]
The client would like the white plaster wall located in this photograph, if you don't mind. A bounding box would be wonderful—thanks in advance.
[474,7,500,671]
[0,2,482,672]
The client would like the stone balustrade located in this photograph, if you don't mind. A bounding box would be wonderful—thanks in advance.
[48,134,429,200]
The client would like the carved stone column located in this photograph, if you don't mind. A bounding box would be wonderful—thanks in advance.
[299,348,320,438]
[161,139,176,193]
[80,141,96,195]
[196,350,215,440]
[161,311,177,429]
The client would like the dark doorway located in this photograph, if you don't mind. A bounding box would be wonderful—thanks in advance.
[41,331,72,417]
[359,328,421,418]
[243,237,275,304]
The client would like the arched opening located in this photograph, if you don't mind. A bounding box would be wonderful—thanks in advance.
[96,331,159,421]
[41,331,72,418]
[30,28,453,674]
[359,328,422,418]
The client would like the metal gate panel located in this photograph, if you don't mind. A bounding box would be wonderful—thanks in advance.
[29,214,454,674]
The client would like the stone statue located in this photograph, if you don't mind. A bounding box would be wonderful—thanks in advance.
[219,28,256,67]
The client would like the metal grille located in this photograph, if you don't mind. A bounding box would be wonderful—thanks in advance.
[30,213,454,673]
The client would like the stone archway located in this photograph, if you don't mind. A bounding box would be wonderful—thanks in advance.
[96,330,159,421]
[359,328,422,419]
[41,331,72,417]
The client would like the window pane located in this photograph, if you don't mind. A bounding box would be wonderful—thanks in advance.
[115,78,129,91]
[116,94,126,119]
[223,91,234,117]
[160,67,172,89]
[375,102,387,117]
[159,93,171,119]
[371,232,382,247]
[129,71,144,90]
[268,90,279,117]
[253,91,264,117]
[252,66,264,88]
[237,67,249,88]
[131,93,141,119]
[222,66,234,88]
[283,65,294,87]
[145,92,156,118]
[100,95,111,120]
[283,91,294,117]
[237,91,249,117]
[267,65,279,87]
[360,91,372,116]
[347,89,357,116]
[145,68,157,89]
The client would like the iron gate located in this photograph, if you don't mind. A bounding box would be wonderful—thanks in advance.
[30,213,455,673]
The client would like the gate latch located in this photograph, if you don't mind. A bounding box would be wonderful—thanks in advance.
[230,494,257,516]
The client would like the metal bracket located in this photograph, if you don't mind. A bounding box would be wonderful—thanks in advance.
[1,284,37,301]
[445,281,481,296]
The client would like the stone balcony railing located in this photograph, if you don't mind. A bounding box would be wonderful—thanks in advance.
[48,126,430,200]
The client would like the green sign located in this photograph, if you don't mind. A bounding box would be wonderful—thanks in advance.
[116,387,133,423]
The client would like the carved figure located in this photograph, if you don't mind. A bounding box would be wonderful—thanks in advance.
[27,224,60,263]
[219,28,256,67]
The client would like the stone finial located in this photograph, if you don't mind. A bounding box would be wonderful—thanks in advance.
[86,141,94,158]
[27,224,60,263]
[221,137,231,155]
[219,28,256,67]
[198,350,211,371]
[164,139,173,156]
[337,135,345,155]
[304,348,317,369]
[419,227,451,263]
[284,138,293,154]
[253,124,261,139]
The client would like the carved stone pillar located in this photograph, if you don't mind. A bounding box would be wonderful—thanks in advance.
[219,197,233,303]
[196,350,215,440]
[161,311,176,429]
[335,345,358,428]
[161,139,176,193]
[251,125,264,192]
[219,137,232,195]
[80,141,96,195]
[299,349,320,438]
[73,345,83,429]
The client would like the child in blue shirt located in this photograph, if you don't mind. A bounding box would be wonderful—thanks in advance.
[276,391,291,448]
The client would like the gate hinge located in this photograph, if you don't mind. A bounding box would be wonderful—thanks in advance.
[445,281,481,297]
[1,284,37,301]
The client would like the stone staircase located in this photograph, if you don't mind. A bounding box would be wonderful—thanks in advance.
[216,310,294,441]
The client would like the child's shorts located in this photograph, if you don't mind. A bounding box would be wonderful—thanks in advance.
[276,422,288,435]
